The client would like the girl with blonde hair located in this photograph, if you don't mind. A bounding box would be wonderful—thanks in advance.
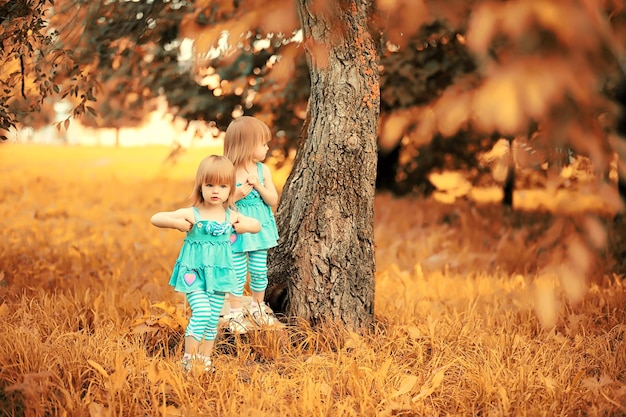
[151,155,261,372]
[223,116,279,333]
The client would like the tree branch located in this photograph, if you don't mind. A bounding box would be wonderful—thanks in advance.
[20,54,26,99]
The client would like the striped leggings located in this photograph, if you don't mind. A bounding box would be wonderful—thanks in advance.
[185,290,226,342]
[231,250,268,297]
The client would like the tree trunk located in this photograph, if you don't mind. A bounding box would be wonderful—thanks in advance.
[266,0,379,330]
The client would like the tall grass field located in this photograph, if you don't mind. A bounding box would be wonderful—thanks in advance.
[0,144,624,416]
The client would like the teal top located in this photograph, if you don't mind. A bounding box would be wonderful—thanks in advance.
[231,162,279,253]
[168,207,237,293]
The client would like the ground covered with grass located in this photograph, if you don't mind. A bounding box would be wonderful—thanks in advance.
[0,144,624,416]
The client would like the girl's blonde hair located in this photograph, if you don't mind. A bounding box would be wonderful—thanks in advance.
[191,155,236,208]
[223,116,272,166]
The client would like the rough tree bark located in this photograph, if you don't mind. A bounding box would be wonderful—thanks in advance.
[266,0,379,330]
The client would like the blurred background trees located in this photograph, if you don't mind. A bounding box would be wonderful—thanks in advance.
[3,0,626,197]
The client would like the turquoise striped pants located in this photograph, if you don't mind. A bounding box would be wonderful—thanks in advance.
[231,250,268,296]
[185,290,226,341]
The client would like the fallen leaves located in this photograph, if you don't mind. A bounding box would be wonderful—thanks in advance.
[0,145,624,416]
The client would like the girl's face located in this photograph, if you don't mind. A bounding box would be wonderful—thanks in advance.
[201,183,231,206]
[252,140,269,162]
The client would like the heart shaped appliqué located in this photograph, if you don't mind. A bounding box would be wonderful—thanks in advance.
[184,273,197,285]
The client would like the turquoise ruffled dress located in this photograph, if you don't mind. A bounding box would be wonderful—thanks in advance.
[169,207,237,293]
[231,162,279,253]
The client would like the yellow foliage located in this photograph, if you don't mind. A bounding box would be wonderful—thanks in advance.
[435,88,470,137]
[378,109,412,152]
[412,365,447,402]
[428,171,472,198]
[0,144,624,416]
[473,72,523,134]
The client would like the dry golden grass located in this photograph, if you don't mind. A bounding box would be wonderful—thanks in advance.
[0,144,624,416]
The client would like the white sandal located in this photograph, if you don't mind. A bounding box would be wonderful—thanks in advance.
[181,353,214,373]
[248,302,276,326]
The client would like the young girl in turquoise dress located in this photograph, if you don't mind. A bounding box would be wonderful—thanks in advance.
[150,155,261,372]
[223,116,279,333]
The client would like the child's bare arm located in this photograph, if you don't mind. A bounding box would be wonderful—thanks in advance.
[151,208,195,232]
[232,212,261,234]
[234,182,254,202]
[247,164,279,207]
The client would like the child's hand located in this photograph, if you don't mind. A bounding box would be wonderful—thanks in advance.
[246,174,259,187]
[177,217,193,232]
[231,212,245,234]
[232,219,242,234]
[236,183,254,199]
[232,213,261,234]
[151,208,195,231]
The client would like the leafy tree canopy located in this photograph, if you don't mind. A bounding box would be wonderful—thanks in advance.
[2,0,626,195]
